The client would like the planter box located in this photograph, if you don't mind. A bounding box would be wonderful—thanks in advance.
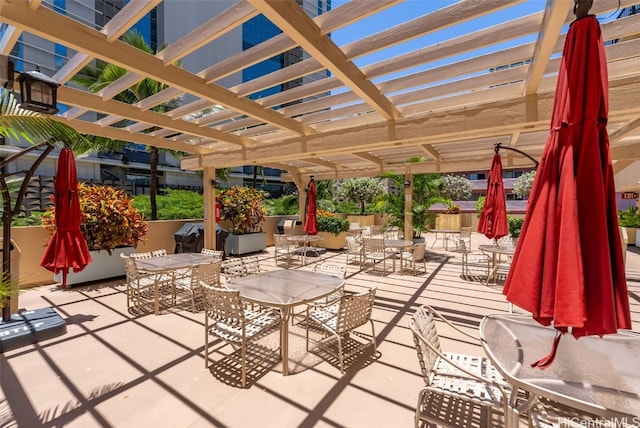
[621,227,637,247]
[435,214,461,231]
[54,247,130,286]
[347,214,375,227]
[225,232,266,255]
[317,231,347,250]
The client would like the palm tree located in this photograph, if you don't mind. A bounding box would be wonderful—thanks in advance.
[71,30,181,220]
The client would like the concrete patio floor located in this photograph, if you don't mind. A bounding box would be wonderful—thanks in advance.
[2,232,640,427]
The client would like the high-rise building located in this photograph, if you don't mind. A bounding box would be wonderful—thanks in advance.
[2,0,330,198]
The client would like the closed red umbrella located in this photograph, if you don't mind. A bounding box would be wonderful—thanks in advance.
[477,153,508,241]
[303,177,317,235]
[503,12,631,368]
[40,148,92,286]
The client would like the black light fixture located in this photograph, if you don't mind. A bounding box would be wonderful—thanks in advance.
[404,180,411,189]
[210,179,220,188]
[17,65,60,115]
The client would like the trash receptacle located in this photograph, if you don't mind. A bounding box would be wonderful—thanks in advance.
[0,238,21,315]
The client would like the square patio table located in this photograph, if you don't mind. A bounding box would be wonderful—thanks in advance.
[134,253,218,315]
[227,269,344,376]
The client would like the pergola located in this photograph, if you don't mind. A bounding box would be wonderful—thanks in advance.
[1,0,639,246]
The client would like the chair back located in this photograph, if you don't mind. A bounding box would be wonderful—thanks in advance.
[368,225,383,237]
[412,242,426,261]
[459,227,472,240]
[201,286,246,325]
[458,239,471,254]
[346,236,361,250]
[151,249,168,257]
[222,258,245,280]
[274,234,290,247]
[312,263,347,279]
[192,260,222,288]
[129,251,155,260]
[362,236,385,254]
[335,288,376,334]
[241,256,261,275]
[383,226,399,239]
[201,248,224,259]
[121,253,136,276]
[409,305,443,386]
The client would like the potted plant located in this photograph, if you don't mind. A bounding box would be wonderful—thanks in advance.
[335,177,385,226]
[42,183,148,285]
[218,186,267,255]
[618,206,640,246]
[435,202,462,231]
[316,210,350,249]
[508,217,524,242]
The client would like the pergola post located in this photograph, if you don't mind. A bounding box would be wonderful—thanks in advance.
[291,173,306,224]
[203,166,217,250]
[404,168,413,242]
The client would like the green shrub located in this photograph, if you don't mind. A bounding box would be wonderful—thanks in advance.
[317,215,349,236]
[508,217,524,239]
[133,189,204,220]
[618,206,640,228]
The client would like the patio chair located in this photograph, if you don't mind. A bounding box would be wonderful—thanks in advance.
[409,305,511,428]
[201,248,224,259]
[305,287,376,373]
[383,226,400,239]
[447,227,472,251]
[201,285,281,388]
[460,239,491,279]
[174,260,223,312]
[222,258,245,283]
[240,255,261,276]
[345,236,363,266]
[362,236,393,274]
[368,225,383,237]
[121,254,160,315]
[400,242,427,275]
[273,234,301,267]
[291,263,347,325]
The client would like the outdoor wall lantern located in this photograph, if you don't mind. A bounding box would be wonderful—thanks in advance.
[404,180,411,189]
[17,65,60,115]
[210,179,221,188]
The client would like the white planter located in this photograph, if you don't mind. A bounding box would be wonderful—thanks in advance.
[54,247,130,286]
[317,231,347,250]
[225,233,266,255]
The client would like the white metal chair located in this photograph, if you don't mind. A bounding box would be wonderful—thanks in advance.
[121,253,159,315]
[174,260,223,312]
[222,258,245,283]
[291,263,347,325]
[201,248,224,259]
[240,255,261,276]
[345,236,363,266]
[446,227,472,251]
[460,239,491,279]
[362,236,392,274]
[273,234,301,267]
[305,287,376,373]
[201,285,281,388]
[400,242,427,275]
[409,305,511,427]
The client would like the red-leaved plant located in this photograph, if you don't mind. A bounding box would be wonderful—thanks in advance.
[42,183,148,254]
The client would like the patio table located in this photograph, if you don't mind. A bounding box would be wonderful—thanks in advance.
[383,239,413,272]
[134,253,218,315]
[477,244,515,284]
[430,229,460,250]
[480,314,640,426]
[227,269,344,376]
[288,234,324,265]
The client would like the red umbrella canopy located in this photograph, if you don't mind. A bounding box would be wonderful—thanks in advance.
[477,154,509,241]
[40,148,92,286]
[303,178,318,235]
[503,15,631,367]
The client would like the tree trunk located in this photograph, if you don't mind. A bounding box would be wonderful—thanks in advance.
[150,146,158,220]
